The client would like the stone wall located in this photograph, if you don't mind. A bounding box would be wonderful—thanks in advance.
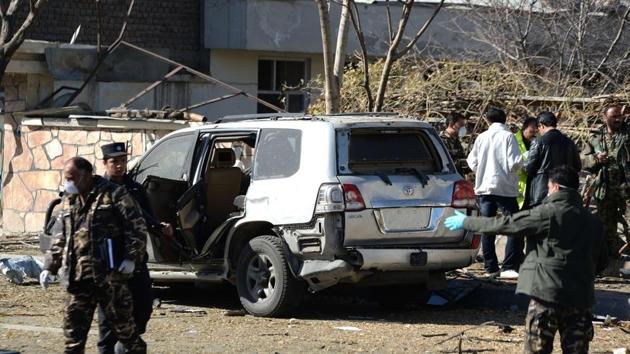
[2,121,171,234]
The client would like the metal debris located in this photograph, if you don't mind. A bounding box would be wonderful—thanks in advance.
[0,256,45,285]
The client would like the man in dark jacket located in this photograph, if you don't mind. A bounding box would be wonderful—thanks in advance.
[39,157,147,354]
[97,142,173,354]
[525,112,581,207]
[445,166,605,354]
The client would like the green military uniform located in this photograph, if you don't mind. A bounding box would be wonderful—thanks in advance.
[581,124,629,259]
[514,130,530,209]
[440,130,471,175]
[44,176,148,354]
[462,189,605,354]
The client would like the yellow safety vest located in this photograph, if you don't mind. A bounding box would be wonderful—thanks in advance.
[514,131,528,209]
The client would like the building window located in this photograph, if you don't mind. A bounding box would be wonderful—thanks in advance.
[257,59,308,113]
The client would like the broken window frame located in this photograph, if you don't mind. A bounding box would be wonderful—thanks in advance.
[257,58,310,114]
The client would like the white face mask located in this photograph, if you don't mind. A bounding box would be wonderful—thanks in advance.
[458,126,467,137]
[64,180,80,195]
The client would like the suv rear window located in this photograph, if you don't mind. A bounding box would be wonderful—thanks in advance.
[342,130,440,174]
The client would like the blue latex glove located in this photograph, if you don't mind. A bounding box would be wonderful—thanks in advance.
[445,210,467,231]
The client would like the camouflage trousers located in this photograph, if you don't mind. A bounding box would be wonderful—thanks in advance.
[524,298,593,354]
[63,279,146,354]
[596,191,629,259]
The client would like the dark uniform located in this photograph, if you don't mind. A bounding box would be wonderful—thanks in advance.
[439,130,471,175]
[98,143,156,354]
[581,124,629,260]
[461,189,605,354]
[44,176,148,354]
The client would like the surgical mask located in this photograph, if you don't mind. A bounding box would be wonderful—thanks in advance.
[64,181,80,195]
[458,127,467,137]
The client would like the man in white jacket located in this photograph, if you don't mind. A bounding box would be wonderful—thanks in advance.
[467,108,523,278]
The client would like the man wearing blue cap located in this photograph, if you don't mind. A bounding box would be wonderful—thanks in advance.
[444,166,606,354]
[97,142,173,354]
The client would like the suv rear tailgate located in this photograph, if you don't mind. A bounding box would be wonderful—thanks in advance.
[339,174,466,246]
[336,126,468,247]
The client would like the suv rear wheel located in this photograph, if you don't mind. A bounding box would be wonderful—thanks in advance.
[236,235,304,317]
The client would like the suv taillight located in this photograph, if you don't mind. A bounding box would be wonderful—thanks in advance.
[451,180,476,208]
[342,184,366,211]
[315,184,345,213]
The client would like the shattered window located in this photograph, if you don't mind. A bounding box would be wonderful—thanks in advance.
[134,133,195,183]
[253,129,302,180]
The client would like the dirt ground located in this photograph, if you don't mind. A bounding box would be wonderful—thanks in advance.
[1,244,629,354]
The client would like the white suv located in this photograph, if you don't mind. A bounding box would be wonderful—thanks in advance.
[129,113,479,316]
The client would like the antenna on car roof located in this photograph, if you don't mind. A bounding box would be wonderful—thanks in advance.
[215,113,307,123]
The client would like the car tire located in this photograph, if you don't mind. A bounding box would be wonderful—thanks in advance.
[236,235,304,317]
[373,284,430,309]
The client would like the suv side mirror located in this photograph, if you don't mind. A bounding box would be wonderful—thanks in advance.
[233,195,246,211]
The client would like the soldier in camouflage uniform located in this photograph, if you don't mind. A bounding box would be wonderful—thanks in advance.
[445,167,606,354]
[581,105,629,269]
[39,157,148,354]
[440,111,471,175]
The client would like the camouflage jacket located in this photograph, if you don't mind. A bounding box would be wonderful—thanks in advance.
[439,130,471,175]
[581,124,629,200]
[44,176,148,287]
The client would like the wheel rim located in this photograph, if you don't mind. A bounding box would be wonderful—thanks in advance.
[245,253,276,302]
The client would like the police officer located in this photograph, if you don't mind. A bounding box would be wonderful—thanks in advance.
[39,157,147,354]
[445,166,606,354]
[96,142,173,354]
[440,111,471,176]
[581,105,629,275]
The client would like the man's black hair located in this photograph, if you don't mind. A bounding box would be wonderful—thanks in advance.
[549,166,579,190]
[485,107,506,124]
[537,111,557,127]
[67,157,93,174]
[521,117,538,131]
[446,111,465,127]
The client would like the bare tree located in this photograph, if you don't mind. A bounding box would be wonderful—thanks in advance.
[373,0,445,111]
[461,0,630,96]
[346,0,445,111]
[0,0,48,81]
[315,0,445,113]
[315,0,342,114]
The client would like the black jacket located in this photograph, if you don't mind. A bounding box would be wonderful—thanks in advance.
[525,129,581,207]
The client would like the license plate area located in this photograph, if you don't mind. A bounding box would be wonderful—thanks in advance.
[410,251,428,266]
[374,207,431,233]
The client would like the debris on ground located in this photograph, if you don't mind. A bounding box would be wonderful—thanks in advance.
[593,314,619,327]
[427,279,482,306]
[223,309,247,317]
[169,307,207,316]
[334,326,361,332]
[0,255,45,284]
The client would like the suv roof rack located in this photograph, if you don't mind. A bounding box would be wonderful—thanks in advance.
[324,112,400,117]
[215,113,308,123]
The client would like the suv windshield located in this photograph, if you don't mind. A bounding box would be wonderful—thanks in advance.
[341,129,441,175]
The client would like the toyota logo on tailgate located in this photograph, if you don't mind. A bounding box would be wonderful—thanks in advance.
[403,185,415,196]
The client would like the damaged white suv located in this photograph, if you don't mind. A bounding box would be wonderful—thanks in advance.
[130,113,479,316]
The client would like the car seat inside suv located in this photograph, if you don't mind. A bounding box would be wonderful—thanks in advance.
[205,148,242,231]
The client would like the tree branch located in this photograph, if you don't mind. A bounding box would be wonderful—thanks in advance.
[2,0,47,56]
[349,0,373,111]
[398,0,444,57]
[588,5,630,82]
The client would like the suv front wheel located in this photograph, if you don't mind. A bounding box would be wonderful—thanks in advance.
[236,235,304,317]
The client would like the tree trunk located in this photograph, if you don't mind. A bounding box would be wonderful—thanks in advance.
[0,0,49,84]
[332,0,351,112]
[374,1,413,112]
[314,0,338,114]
